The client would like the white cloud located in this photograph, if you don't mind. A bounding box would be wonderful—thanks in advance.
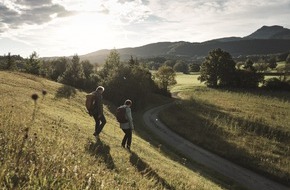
[0,1,75,32]
[1,0,290,57]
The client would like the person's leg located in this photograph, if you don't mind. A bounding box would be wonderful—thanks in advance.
[121,129,128,147]
[95,114,106,135]
[126,129,132,150]
[93,114,100,136]
[121,129,132,150]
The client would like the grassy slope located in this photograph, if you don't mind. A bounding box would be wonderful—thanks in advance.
[161,73,290,186]
[0,71,226,190]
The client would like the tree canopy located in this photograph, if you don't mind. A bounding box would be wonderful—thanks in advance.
[155,65,176,91]
[199,48,236,87]
[99,51,157,108]
[58,54,85,88]
[173,60,189,74]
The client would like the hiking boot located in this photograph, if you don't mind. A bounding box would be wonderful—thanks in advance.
[121,143,125,148]
[126,145,131,151]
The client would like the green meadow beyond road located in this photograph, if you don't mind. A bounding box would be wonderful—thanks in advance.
[142,102,289,190]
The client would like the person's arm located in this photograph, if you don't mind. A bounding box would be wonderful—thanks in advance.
[126,107,134,129]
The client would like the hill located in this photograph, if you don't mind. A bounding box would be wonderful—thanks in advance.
[0,71,241,189]
[244,25,290,39]
[79,25,290,64]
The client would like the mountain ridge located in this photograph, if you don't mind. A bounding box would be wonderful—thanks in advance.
[74,25,290,63]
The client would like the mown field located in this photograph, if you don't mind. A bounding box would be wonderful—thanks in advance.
[0,71,244,190]
[161,73,290,186]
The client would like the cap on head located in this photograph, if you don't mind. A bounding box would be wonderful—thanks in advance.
[124,99,132,106]
[96,86,105,92]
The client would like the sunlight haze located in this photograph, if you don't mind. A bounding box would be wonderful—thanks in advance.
[1,0,290,57]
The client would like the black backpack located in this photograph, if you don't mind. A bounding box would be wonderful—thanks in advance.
[116,106,128,123]
[85,93,96,116]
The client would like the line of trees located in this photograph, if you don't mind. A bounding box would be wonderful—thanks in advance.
[199,48,290,90]
[138,57,201,73]
[2,48,289,100]
[0,50,178,108]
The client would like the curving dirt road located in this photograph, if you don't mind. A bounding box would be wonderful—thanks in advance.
[143,102,289,190]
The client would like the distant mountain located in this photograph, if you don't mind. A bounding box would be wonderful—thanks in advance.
[244,25,290,39]
[79,25,290,63]
[205,37,242,43]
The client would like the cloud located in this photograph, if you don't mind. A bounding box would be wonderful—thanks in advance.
[97,0,153,25]
[16,0,52,7]
[2,0,290,57]
[118,0,150,5]
[98,4,110,14]
[118,0,135,3]
[0,1,75,33]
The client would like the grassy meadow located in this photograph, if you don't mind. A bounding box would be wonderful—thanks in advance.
[170,73,204,93]
[161,73,290,186]
[0,71,242,189]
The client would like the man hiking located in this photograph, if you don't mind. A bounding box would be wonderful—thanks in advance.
[87,86,106,141]
[118,99,134,151]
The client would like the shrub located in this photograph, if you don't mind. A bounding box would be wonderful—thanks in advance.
[262,78,290,91]
[232,70,264,88]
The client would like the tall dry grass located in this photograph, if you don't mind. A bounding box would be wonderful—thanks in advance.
[0,71,228,189]
[160,83,290,186]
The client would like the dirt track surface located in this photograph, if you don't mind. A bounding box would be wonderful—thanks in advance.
[143,102,289,190]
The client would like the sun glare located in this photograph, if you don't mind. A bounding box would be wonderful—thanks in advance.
[49,12,120,55]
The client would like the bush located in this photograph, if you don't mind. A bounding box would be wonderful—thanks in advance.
[101,64,156,109]
[173,61,189,74]
[232,70,264,88]
[262,78,290,91]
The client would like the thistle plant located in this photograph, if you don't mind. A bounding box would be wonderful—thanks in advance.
[31,93,39,121]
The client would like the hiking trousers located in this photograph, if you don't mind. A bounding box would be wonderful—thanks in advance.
[93,114,106,136]
[121,129,132,149]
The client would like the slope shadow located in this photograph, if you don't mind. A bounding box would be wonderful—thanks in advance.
[159,98,290,187]
[218,87,290,102]
[189,99,290,143]
[129,151,175,190]
[84,138,116,170]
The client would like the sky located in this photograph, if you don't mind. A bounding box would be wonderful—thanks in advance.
[1,0,290,58]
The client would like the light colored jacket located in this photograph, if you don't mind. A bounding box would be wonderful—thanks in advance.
[120,105,134,130]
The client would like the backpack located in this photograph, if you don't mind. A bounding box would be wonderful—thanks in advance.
[116,106,128,123]
[85,93,96,115]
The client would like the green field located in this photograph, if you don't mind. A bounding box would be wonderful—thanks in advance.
[160,73,290,186]
[0,71,244,189]
[170,72,204,93]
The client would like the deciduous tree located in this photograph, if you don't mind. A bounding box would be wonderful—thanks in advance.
[199,48,236,87]
[173,60,189,74]
[155,65,176,91]
[268,57,277,70]
[244,59,256,72]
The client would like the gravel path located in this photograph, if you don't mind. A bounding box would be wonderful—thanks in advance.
[143,102,289,190]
